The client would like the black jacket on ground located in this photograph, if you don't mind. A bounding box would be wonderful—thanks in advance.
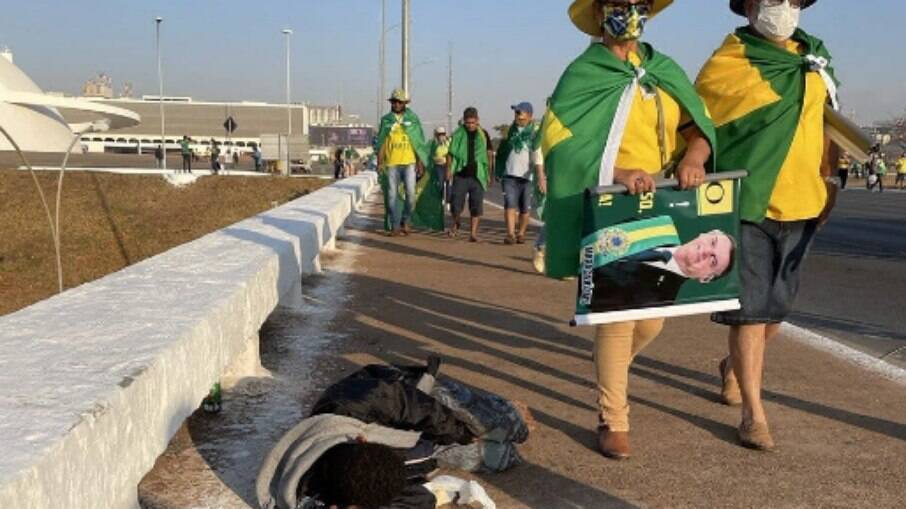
[310,363,478,446]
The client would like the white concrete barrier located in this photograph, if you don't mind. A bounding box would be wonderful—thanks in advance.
[0,172,377,509]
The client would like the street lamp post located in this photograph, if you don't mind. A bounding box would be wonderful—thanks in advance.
[402,0,410,96]
[282,28,293,176]
[378,0,386,125]
[155,16,166,170]
[448,42,454,134]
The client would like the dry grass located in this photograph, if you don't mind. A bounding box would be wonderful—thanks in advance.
[0,169,328,316]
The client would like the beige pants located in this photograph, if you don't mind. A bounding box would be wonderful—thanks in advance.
[594,319,665,432]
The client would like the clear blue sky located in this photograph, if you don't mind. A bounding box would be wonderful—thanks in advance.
[2,1,904,131]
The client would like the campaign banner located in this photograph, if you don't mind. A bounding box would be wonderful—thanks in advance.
[574,171,747,326]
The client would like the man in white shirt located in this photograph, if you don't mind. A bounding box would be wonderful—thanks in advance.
[496,102,544,245]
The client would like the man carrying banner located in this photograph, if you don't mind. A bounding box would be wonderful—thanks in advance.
[696,0,840,451]
[376,88,431,236]
[447,107,495,242]
[542,0,715,460]
[496,102,543,245]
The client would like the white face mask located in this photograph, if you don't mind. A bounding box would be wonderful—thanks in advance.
[752,0,801,42]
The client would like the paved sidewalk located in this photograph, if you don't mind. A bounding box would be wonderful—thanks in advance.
[140,190,906,508]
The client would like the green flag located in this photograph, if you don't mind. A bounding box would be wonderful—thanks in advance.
[376,109,429,165]
[540,42,717,278]
[449,126,490,189]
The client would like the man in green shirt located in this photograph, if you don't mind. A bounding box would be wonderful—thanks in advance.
[180,136,192,174]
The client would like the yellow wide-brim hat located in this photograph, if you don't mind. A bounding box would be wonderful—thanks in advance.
[569,0,674,36]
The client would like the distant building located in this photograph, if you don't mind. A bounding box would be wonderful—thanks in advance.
[82,73,113,98]
[67,96,367,154]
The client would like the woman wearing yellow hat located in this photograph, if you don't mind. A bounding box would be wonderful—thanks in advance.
[540,0,717,459]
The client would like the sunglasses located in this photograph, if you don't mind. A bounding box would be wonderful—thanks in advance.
[602,0,652,13]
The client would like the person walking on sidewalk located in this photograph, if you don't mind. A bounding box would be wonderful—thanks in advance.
[430,127,452,204]
[896,153,906,190]
[211,141,221,174]
[333,147,345,180]
[154,144,164,169]
[376,88,430,236]
[542,0,715,460]
[871,157,887,193]
[447,107,495,242]
[179,136,192,174]
[496,102,543,245]
[836,151,850,190]
[696,0,841,451]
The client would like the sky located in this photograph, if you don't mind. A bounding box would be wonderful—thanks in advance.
[2,0,905,132]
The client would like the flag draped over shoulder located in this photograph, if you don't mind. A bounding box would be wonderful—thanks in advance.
[376,109,443,231]
[449,126,490,189]
[540,42,717,278]
[376,109,430,164]
[696,27,838,223]
[495,122,540,178]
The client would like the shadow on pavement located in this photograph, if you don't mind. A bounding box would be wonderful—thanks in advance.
[635,356,906,442]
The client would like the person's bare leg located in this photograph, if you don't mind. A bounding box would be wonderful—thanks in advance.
[470,216,481,242]
[448,213,461,238]
[722,322,781,405]
[730,324,775,450]
[505,209,517,242]
[517,212,530,240]
[730,325,767,422]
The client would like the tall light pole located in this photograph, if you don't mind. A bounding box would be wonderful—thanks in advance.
[401,0,410,96]
[155,16,166,170]
[448,42,454,133]
[282,28,293,176]
[378,0,386,125]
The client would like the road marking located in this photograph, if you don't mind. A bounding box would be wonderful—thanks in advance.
[781,323,906,386]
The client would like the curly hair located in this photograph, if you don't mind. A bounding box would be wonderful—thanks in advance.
[308,443,406,509]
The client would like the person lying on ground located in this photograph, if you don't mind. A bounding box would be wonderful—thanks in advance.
[256,356,533,509]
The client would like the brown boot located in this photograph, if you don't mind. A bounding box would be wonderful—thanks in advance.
[719,357,742,406]
[402,222,412,236]
[738,420,775,452]
[597,424,630,460]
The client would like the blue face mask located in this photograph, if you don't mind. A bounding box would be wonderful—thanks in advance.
[601,3,650,41]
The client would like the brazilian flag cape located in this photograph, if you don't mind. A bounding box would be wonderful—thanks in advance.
[696,27,838,223]
[375,109,444,231]
[540,42,717,278]
[449,126,490,190]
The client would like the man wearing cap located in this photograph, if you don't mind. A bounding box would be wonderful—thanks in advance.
[542,0,716,460]
[376,88,430,236]
[496,102,544,245]
[696,0,840,451]
[430,126,452,204]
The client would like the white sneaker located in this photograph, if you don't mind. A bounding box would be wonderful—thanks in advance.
[532,247,545,274]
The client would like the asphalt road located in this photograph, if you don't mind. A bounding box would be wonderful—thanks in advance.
[793,187,906,368]
[486,182,906,369]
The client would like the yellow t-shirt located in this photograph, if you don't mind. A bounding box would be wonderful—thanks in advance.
[765,40,828,221]
[615,52,684,174]
[383,115,417,166]
[897,158,906,174]
[432,139,450,165]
